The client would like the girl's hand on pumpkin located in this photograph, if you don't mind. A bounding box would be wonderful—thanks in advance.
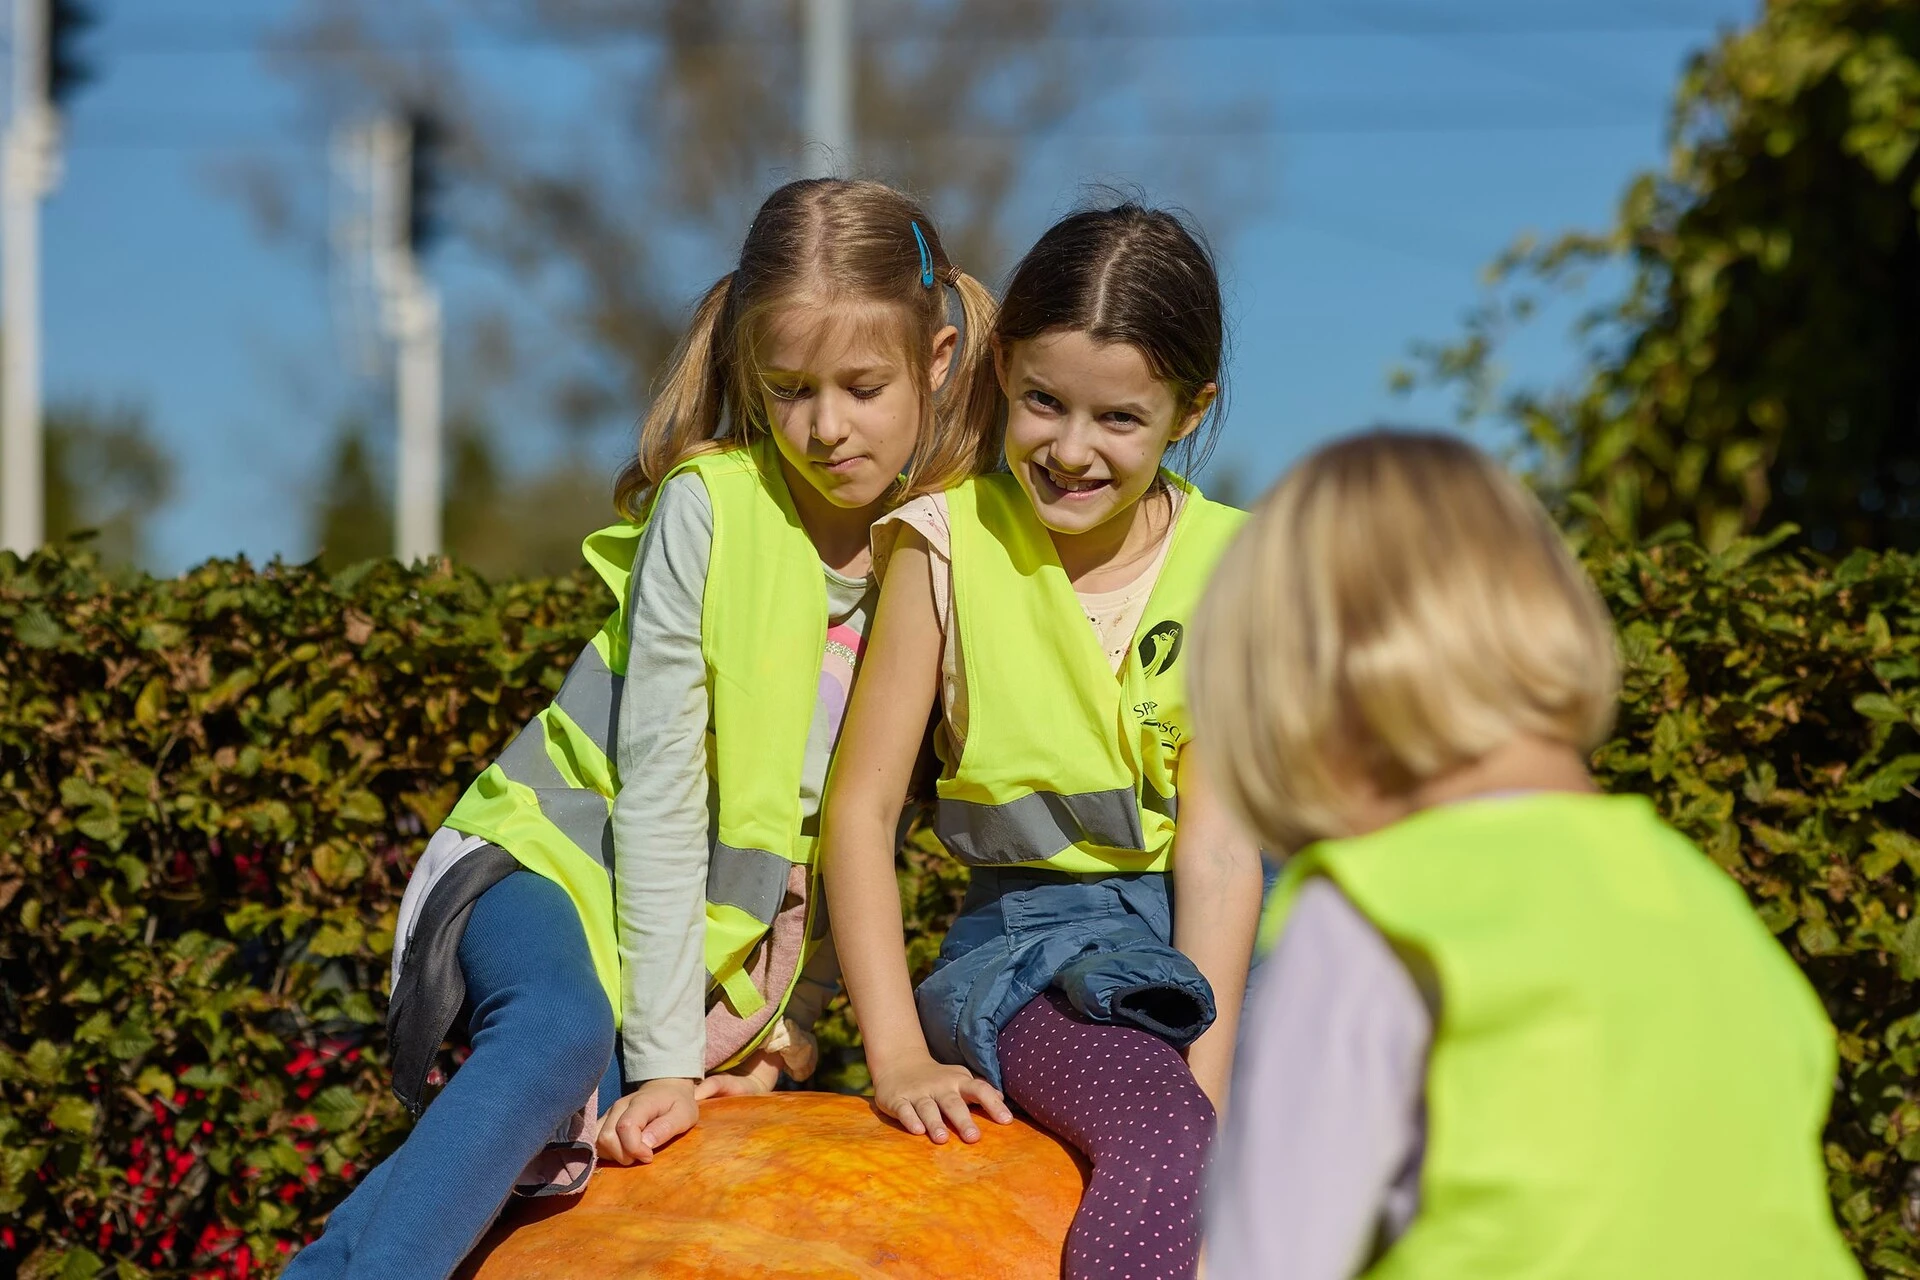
[695,1050,784,1099]
[872,1055,1013,1145]
[595,1077,698,1166]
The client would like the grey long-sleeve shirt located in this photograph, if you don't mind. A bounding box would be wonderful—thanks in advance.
[1205,877,1433,1280]
[610,473,869,1082]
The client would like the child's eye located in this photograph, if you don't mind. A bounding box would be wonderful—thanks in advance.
[1102,411,1141,428]
[767,382,809,401]
[1024,390,1063,413]
[850,384,886,401]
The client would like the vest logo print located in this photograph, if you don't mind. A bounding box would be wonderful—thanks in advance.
[1133,699,1184,751]
[1137,620,1184,676]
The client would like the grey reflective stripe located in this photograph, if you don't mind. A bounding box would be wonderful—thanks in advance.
[496,718,569,791]
[1142,784,1178,824]
[552,642,622,753]
[495,718,616,874]
[936,787,1145,866]
[538,791,617,872]
[707,842,791,925]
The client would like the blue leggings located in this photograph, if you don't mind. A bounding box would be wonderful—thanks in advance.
[284,872,620,1280]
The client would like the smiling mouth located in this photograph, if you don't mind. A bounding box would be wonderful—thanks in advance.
[1034,462,1112,498]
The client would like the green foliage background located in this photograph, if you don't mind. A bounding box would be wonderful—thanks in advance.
[3,536,1919,1276]
[1410,0,1920,554]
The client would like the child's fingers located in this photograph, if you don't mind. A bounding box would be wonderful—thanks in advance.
[640,1098,697,1152]
[912,1096,952,1144]
[695,1074,752,1100]
[593,1098,632,1163]
[594,1121,625,1163]
[596,1105,652,1165]
[935,1090,982,1143]
[614,1113,658,1165]
[614,1097,675,1165]
[879,1092,928,1136]
[961,1079,1015,1125]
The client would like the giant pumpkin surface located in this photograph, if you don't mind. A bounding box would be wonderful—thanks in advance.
[460,1093,1086,1279]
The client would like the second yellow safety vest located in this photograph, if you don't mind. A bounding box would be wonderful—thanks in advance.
[938,472,1244,874]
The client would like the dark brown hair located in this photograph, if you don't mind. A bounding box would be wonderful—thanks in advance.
[969,201,1228,474]
[613,178,998,519]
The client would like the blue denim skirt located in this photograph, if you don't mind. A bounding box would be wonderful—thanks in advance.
[914,867,1217,1090]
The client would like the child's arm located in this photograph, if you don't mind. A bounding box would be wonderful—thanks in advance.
[822,531,1013,1144]
[1204,879,1431,1279]
[1171,740,1266,1113]
[598,475,716,1165]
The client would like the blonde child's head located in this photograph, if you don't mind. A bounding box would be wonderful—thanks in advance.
[615,178,998,519]
[1192,430,1620,853]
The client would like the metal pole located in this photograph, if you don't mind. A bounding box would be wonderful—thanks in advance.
[394,284,441,563]
[373,115,441,563]
[2,0,49,555]
[802,0,852,178]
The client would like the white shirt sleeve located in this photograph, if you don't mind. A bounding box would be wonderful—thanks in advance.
[1205,877,1434,1280]
[610,473,716,1082]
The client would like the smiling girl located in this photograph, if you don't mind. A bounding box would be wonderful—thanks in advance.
[287,178,996,1280]
[824,203,1263,1280]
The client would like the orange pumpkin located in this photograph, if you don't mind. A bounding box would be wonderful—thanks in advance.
[460,1093,1086,1279]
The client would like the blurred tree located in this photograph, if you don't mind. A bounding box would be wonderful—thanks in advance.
[43,401,175,565]
[311,411,609,577]
[243,0,1265,566]
[310,420,392,569]
[1406,0,1920,552]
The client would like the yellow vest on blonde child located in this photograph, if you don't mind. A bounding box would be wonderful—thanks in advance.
[1262,793,1861,1280]
[445,441,826,1067]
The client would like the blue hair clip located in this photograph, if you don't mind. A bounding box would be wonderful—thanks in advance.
[910,221,936,289]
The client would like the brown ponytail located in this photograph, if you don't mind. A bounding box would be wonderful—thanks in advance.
[612,178,1001,521]
[614,273,736,520]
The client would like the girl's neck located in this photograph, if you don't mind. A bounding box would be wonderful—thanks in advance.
[781,456,878,578]
[1048,483,1173,590]
[1345,734,1596,838]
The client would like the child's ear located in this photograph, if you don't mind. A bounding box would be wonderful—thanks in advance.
[991,336,1012,398]
[928,324,960,392]
[1172,382,1218,443]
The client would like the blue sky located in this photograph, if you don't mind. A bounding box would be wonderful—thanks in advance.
[37,0,1758,571]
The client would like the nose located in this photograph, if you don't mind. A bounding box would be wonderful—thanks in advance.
[1046,414,1097,470]
[812,390,852,449]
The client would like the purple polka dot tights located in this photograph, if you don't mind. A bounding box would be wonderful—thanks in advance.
[998,989,1216,1280]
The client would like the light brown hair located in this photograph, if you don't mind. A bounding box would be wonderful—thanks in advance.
[613,178,997,519]
[1191,431,1621,853]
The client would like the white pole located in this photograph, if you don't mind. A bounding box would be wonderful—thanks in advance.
[371,115,442,563]
[802,0,852,178]
[395,284,441,563]
[2,0,50,556]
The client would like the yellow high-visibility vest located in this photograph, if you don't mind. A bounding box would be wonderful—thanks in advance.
[1262,793,1860,1280]
[937,472,1243,873]
[444,441,826,1065]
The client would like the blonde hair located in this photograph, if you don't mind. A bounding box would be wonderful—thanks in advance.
[613,178,997,519]
[1191,431,1620,853]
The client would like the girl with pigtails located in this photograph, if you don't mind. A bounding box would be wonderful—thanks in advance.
[285,177,999,1280]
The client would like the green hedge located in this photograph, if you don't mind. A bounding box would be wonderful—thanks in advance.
[1,533,1917,1277]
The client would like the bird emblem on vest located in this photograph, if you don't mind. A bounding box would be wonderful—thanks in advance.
[1137,621,1184,677]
